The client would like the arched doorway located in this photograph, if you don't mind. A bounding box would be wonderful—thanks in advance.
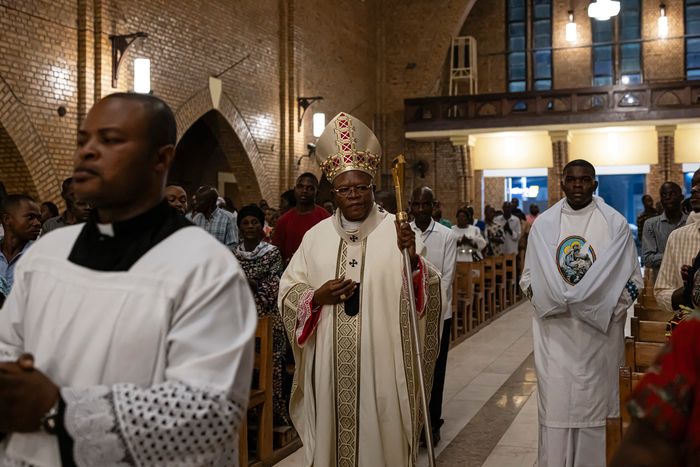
[0,122,38,198]
[171,110,263,209]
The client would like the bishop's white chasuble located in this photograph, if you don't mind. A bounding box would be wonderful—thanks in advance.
[279,204,442,467]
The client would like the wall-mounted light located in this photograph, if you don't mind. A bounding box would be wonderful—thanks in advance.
[297,96,323,132]
[566,10,577,43]
[588,0,620,21]
[109,32,148,88]
[658,4,669,39]
[133,58,151,94]
[312,112,326,138]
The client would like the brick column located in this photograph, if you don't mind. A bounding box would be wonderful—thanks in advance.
[647,125,682,198]
[548,130,570,207]
[450,135,477,207]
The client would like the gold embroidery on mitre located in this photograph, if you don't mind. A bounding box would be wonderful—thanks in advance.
[316,112,381,181]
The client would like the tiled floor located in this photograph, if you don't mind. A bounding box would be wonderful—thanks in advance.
[276,301,536,466]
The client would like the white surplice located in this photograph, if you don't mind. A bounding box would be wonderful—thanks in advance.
[0,225,257,467]
[279,204,442,467]
[520,197,642,467]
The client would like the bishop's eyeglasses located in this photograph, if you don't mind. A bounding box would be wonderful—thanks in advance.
[332,184,374,198]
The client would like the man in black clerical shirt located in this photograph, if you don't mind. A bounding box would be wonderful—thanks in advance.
[0,93,256,466]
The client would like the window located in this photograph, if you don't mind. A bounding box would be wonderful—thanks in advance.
[592,19,614,86]
[532,0,552,90]
[507,0,527,92]
[591,0,642,87]
[686,0,700,79]
[619,0,642,84]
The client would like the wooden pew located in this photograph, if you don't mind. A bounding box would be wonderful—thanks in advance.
[630,317,666,343]
[633,304,673,323]
[482,256,502,316]
[240,316,273,466]
[504,254,518,306]
[472,261,493,321]
[453,262,475,340]
[493,255,508,310]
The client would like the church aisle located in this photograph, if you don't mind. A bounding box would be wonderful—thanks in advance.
[276,301,537,466]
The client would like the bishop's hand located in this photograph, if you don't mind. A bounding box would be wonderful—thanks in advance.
[395,221,419,270]
[0,353,59,433]
[313,278,357,306]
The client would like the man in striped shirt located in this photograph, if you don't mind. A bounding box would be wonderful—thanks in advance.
[655,180,700,311]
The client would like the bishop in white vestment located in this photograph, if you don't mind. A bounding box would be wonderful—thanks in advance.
[279,112,442,467]
[520,160,642,467]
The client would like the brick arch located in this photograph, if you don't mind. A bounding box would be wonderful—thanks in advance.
[174,89,273,203]
[0,79,58,201]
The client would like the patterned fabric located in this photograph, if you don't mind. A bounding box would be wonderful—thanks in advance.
[233,243,291,425]
[485,221,505,256]
[654,219,700,311]
[188,208,237,247]
[0,276,8,299]
[63,382,242,466]
[627,316,700,460]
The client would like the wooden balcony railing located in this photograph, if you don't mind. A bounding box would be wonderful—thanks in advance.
[404,80,700,133]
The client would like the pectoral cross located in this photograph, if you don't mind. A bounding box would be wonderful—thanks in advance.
[349,235,358,242]
[349,259,358,267]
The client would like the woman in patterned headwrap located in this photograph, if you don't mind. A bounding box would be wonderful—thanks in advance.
[233,204,291,425]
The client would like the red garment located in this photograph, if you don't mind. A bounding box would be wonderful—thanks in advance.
[628,316,700,461]
[272,206,330,263]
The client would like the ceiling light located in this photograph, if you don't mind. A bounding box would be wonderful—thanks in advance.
[588,0,621,21]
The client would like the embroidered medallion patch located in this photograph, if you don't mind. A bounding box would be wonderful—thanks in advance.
[556,235,596,285]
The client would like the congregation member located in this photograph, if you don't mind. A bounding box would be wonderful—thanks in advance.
[279,112,442,466]
[511,197,526,221]
[188,185,239,248]
[39,201,59,226]
[494,201,521,255]
[0,194,41,292]
[322,199,335,216]
[410,186,457,445]
[42,177,91,233]
[526,203,540,226]
[164,183,188,215]
[233,204,290,425]
[432,207,452,228]
[0,93,256,465]
[279,189,296,215]
[374,189,397,214]
[642,182,686,281]
[610,313,700,466]
[484,205,505,256]
[637,194,659,244]
[472,205,486,234]
[521,159,642,467]
[452,206,487,262]
[272,172,329,264]
[0,182,6,238]
[655,181,700,311]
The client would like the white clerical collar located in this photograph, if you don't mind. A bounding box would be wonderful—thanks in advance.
[340,214,362,231]
[97,223,115,237]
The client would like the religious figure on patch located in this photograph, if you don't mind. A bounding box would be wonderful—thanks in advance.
[278,112,442,466]
[557,236,596,285]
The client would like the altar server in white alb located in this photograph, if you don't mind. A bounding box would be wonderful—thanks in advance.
[279,112,442,466]
[520,159,642,467]
[0,93,257,466]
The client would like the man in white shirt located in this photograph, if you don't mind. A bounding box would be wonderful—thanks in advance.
[452,206,487,262]
[521,159,642,467]
[495,201,521,255]
[410,186,457,445]
[654,182,700,311]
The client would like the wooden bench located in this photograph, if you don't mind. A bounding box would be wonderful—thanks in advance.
[482,256,502,317]
[453,262,475,340]
[504,254,518,306]
[240,316,273,466]
[624,336,664,372]
[630,317,666,343]
[633,304,673,323]
[606,367,644,465]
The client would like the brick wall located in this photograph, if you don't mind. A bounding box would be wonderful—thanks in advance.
[484,177,506,213]
[0,123,37,198]
[0,0,379,208]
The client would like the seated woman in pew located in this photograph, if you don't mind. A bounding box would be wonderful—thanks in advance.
[611,312,700,467]
[233,204,291,426]
[666,249,700,337]
[451,207,487,262]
